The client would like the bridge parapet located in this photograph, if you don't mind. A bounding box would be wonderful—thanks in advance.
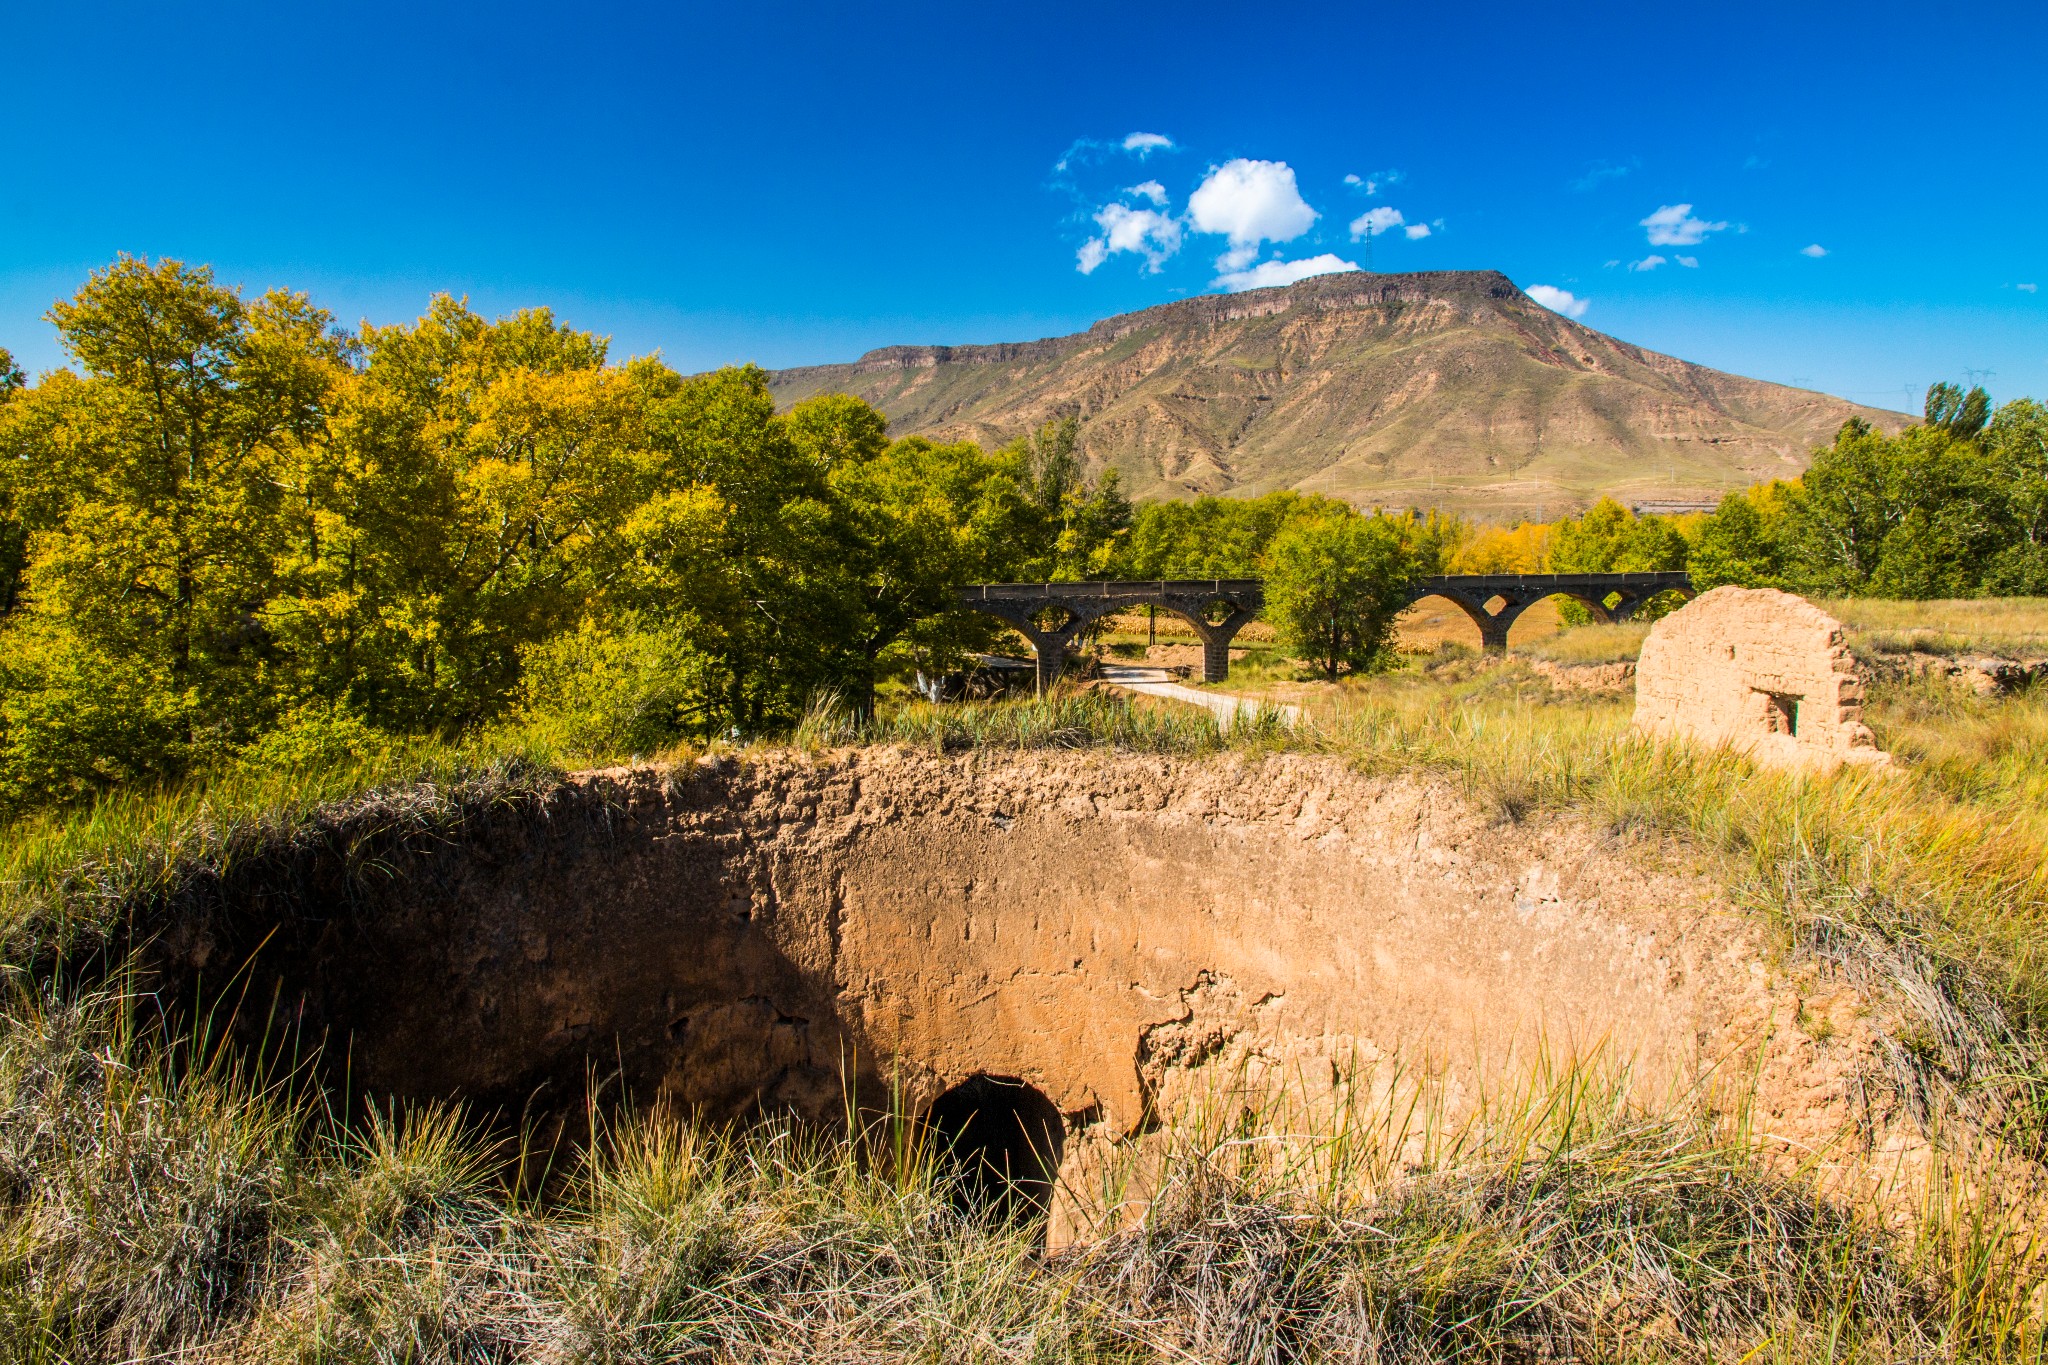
[1417,572,1694,651]
[957,581,1264,690]
[954,572,1692,688]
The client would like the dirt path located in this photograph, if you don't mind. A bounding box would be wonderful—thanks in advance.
[1097,663,1302,727]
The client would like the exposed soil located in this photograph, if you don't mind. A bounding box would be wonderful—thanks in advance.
[148,748,1884,1191]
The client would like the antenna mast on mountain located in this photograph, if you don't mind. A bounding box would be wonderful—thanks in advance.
[1362,223,1373,274]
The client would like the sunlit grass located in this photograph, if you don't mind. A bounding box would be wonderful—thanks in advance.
[1513,597,2048,668]
[1826,596,2048,657]
[1518,620,1654,665]
[5,987,2040,1360]
[4,660,2048,1353]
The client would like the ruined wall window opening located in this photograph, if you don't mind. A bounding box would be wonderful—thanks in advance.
[1764,692,1800,737]
[924,1074,1064,1228]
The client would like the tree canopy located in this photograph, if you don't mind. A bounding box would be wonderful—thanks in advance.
[0,258,1132,809]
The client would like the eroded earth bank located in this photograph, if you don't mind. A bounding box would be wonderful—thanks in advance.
[152,748,1890,1204]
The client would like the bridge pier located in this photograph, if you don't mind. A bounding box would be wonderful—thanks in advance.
[952,573,1694,681]
[1018,624,1082,694]
[1191,607,1255,683]
[955,581,1269,692]
[1421,573,1695,654]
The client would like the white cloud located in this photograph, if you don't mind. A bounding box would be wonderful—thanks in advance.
[1677,255,1699,268]
[1800,243,1828,258]
[1604,259,1621,268]
[2019,282,2039,293]
[1343,173,1362,186]
[1214,253,1359,293]
[1349,206,1404,238]
[1127,179,1167,205]
[1641,203,1728,246]
[1628,255,1667,272]
[1571,159,1637,191]
[1187,159,1318,269]
[1404,223,1432,239]
[1525,285,1589,319]
[1078,201,1183,274]
[1054,131,1177,174]
[1352,168,1403,196]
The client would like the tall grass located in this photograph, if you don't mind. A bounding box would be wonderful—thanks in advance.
[2,673,2047,1354]
[798,688,1297,755]
[3,988,2039,1362]
[0,738,566,970]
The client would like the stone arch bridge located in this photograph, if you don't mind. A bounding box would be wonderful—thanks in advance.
[958,572,1693,691]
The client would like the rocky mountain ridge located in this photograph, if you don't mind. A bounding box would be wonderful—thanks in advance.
[767,271,1906,518]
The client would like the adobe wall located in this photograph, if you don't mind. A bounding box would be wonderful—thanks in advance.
[159,748,1881,1183]
[1633,586,1890,773]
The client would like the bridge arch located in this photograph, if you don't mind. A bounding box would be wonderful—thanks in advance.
[1406,573,1695,653]
[954,573,1695,687]
[956,581,1265,692]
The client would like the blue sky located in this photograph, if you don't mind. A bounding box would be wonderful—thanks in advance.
[4,0,2043,412]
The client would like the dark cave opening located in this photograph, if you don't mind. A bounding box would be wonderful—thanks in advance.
[925,1074,1065,1226]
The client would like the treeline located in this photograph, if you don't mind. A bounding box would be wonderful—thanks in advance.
[1690,388,2047,597]
[1121,384,2048,603]
[2,256,2041,814]
[0,258,1132,809]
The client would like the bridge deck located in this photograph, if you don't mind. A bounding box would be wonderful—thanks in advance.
[954,571,1693,687]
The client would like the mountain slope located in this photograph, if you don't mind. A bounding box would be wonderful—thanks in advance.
[765,271,1905,518]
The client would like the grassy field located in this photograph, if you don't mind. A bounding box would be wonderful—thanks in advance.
[3,609,2048,1358]
[1101,596,2048,673]
[1515,597,2048,667]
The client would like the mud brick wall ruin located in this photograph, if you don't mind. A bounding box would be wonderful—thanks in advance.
[1633,586,1891,773]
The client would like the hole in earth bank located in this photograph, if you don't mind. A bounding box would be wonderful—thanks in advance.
[925,1075,1064,1226]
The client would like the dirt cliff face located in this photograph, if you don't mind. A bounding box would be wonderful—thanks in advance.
[157,748,1872,1169]
[766,271,1904,518]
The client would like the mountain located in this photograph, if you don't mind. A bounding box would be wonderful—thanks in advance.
[765,270,1906,520]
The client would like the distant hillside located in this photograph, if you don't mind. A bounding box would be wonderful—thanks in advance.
[766,271,1906,520]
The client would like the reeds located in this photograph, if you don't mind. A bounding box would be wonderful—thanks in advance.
[5,987,2041,1362]
[3,673,2048,1356]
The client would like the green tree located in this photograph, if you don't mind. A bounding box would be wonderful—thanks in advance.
[277,297,648,731]
[1925,380,1991,439]
[626,364,830,733]
[1262,513,1425,680]
[0,347,27,615]
[1983,399,2048,594]
[1687,489,1788,589]
[1124,491,1348,579]
[997,417,1132,579]
[1784,416,2004,598]
[821,432,1036,715]
[1545,497,1691,621]
[0,257,346,792]
[1023,415,1081,520]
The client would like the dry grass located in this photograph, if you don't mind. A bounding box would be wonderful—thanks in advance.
[1515,598,2048,668]
[3,988,2037,1363]
[1827,597,2048,659]
[4,662,2048,1357]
